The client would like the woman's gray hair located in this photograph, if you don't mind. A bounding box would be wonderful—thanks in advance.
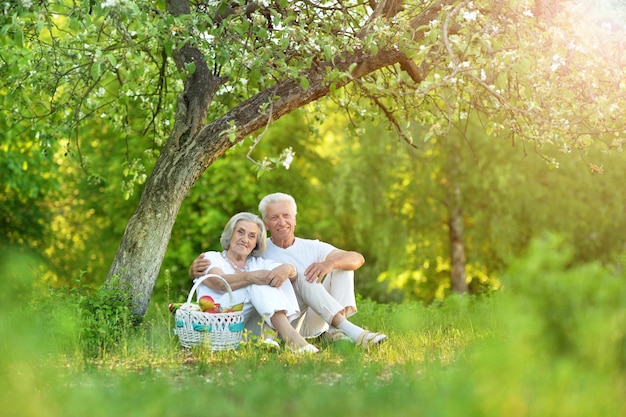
[258,192,298,221]
[220,212,267,257]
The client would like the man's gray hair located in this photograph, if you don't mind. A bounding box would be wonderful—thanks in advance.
[220,212,267,257]
[258,192,298,220]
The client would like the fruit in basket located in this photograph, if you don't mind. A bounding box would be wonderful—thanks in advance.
[231,302,244,312]
[214,303,221,312]
[202,303,222,314]
[199,295,216,312]
[168,303,186,314]
[180,302,201,311]
[167,303,193,314]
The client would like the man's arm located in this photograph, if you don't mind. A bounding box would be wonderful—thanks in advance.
[303,249,365,283]
[189,254,210,279]
[200,267,274,291]
[194,258,297,289]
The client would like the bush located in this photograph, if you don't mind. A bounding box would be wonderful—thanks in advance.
[502,234,626,370]
[78,277,139,357]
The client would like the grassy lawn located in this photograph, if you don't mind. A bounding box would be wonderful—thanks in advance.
[2,238,625,417]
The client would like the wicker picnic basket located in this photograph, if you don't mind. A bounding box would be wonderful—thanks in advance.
[173,274,245,350]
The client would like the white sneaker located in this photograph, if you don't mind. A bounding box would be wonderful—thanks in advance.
[356,331,387,348]
[287,344,319,354]
[262,338,280,350]
[323,329,351,343]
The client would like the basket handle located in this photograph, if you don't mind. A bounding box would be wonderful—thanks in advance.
[187,274,235,306]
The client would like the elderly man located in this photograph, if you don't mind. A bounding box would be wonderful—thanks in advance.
[189,192,387,348]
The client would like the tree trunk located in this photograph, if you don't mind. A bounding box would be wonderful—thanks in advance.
[448,183,468,293]
[107,0,446,316]
[447,139,468,294]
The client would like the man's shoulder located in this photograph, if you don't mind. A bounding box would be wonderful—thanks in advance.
[294,237,324,246]
[294,237,336,253]
[249,255,278,267]
[266,237,322,247]
[202,251,224,261]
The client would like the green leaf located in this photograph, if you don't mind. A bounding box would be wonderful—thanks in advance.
[323,45,332,61]
[185,61,196,75]
[298,76,309,91]
[14,27,23,47]
[90,62,102,79]
[249,67,262,86]
[164,41,174,57]
[106,54,117,68]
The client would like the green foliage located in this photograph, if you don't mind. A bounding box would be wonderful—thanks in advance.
[77,277,139,357]
[502,234,626,370]
[0,121,62,246]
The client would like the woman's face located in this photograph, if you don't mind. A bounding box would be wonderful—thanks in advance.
[229,220,259,257]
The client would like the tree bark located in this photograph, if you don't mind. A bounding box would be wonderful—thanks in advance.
[447,140,468,294]
[448,183,468,293]
[107,0,447,316]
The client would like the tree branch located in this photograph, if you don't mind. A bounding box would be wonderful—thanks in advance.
[191,1,448,165]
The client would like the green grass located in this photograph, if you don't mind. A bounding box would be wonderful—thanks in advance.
[1,236,625,417]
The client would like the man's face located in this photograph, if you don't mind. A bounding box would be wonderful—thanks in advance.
[265,201,296,240]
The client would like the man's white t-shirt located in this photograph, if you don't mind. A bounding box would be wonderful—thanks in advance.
[264,237,336,274]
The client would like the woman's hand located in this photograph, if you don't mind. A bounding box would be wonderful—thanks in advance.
[265,263,296,287]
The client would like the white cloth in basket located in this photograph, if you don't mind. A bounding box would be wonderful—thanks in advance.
[193,251,300,330]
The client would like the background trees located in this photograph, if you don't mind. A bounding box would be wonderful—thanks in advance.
[2,0,626,314]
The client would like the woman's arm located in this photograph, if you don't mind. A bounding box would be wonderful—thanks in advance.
[199,267,275,291]
[265,263,297,287]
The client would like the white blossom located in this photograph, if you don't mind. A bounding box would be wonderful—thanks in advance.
[550,54,566,72]
[281,147,294,169]
[462,10,478,22]
[101,0,119,8]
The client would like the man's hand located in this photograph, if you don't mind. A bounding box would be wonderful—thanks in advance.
[189,254,211,279]
[303,249,365,283]
[303,260,333,283]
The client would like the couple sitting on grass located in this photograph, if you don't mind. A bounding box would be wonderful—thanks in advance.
[188,192,387,354]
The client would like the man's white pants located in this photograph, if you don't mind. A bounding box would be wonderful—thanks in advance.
[292,269,358,338]
[245,269,358,338]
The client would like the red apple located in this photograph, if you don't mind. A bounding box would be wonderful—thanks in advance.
[202,303,222,314]
[199,295,215,312]
[168,303,184,314]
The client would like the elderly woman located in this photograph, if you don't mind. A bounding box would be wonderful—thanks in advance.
[194,212,318,354]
